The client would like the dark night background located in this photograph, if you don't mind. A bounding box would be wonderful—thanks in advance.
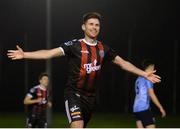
[0,0,179,115]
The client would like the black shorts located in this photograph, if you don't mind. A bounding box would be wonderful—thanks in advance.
[26,114,47,128]
[64,90,95,127]
[134,109,155,127]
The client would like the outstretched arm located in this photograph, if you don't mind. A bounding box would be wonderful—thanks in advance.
[7,45,64,60]
[148,88,166,117]
[23,95,42,105]
[112,56,161,83]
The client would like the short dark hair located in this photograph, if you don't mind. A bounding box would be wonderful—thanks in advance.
[83,12,101,24]
[141,59,154,70]
[38,73,49,81]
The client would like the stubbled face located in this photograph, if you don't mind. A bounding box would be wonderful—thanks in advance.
[146,64,155,72]
[82,18,100,39]
[39,76,49,87]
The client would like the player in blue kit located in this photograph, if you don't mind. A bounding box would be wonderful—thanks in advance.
[133,60,166,128]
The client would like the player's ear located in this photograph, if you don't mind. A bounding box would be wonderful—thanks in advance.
[82,24,85,31]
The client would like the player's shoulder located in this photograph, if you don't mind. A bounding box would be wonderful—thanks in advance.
[136,76,146,83]
[146,79,153,86]
[138,77,153,86]
[63,39,80,46]
[140,76,152,83]
[97,40,105,45]
[97,41,112,50]
[29,85,39,92]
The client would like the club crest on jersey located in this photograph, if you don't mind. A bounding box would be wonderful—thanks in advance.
[84,59,101,74]
[99,50,104,58]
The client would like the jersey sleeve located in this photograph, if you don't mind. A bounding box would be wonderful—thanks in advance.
[146,80,153,89]
[26,87,36,98]
[59,40,77,56]
[104,44,118,61]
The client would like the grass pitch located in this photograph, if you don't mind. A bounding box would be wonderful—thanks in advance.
[0,112,179,128]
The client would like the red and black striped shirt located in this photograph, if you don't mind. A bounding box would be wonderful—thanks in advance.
[60,39,117,97]
[27,85,48,115]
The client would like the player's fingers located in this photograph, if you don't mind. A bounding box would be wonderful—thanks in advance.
[12,57,17,60]
[8,50,16,53]
[7,53,12,56]
[151,70,156,74]
[7,52,15,56]
[152,78,161,83]
[8,55,15,58]
[16,45,22,51]
[11,57,16,60]
[163,112,166,117]
[154,74,161,79]
[162,113,166,118]
[154,79,161,83]
[155,77,161,82]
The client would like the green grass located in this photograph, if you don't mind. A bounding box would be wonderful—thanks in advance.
[0,112,179,128]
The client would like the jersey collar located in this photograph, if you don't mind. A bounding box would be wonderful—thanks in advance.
[82,39,97,46]
[39,85,47,91]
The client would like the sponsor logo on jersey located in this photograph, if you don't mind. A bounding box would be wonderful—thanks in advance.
[84,59,101,74]
[70,105,79,112]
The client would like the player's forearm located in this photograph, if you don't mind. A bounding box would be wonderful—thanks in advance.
[121,61,146,77]
[23,99,39,105]
[149,92,163,109]
[24,48,63,59]
[24,50,52,59]
[114,56,146,77]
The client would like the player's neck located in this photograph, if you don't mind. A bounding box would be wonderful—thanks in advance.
[39,85,47,90]
[83,37,97,46]
[84,36,97,44]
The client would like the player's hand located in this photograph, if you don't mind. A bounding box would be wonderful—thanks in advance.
[47,102,52,108]
[7,45,24,60]
[145,70,161,83]
[160,107,166,118]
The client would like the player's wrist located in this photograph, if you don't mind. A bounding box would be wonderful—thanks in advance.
[159,106,163,110]
[23,52,27,59]
[142,71,148,79]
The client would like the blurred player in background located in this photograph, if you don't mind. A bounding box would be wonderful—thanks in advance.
[133,60,166,128]
[23,73,52,128]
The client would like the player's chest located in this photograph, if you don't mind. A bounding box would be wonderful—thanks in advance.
[36,90,47,98]
[73,45,105,60]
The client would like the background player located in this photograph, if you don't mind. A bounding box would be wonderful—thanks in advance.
[23,73,52,128]
[133,60,166,128]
